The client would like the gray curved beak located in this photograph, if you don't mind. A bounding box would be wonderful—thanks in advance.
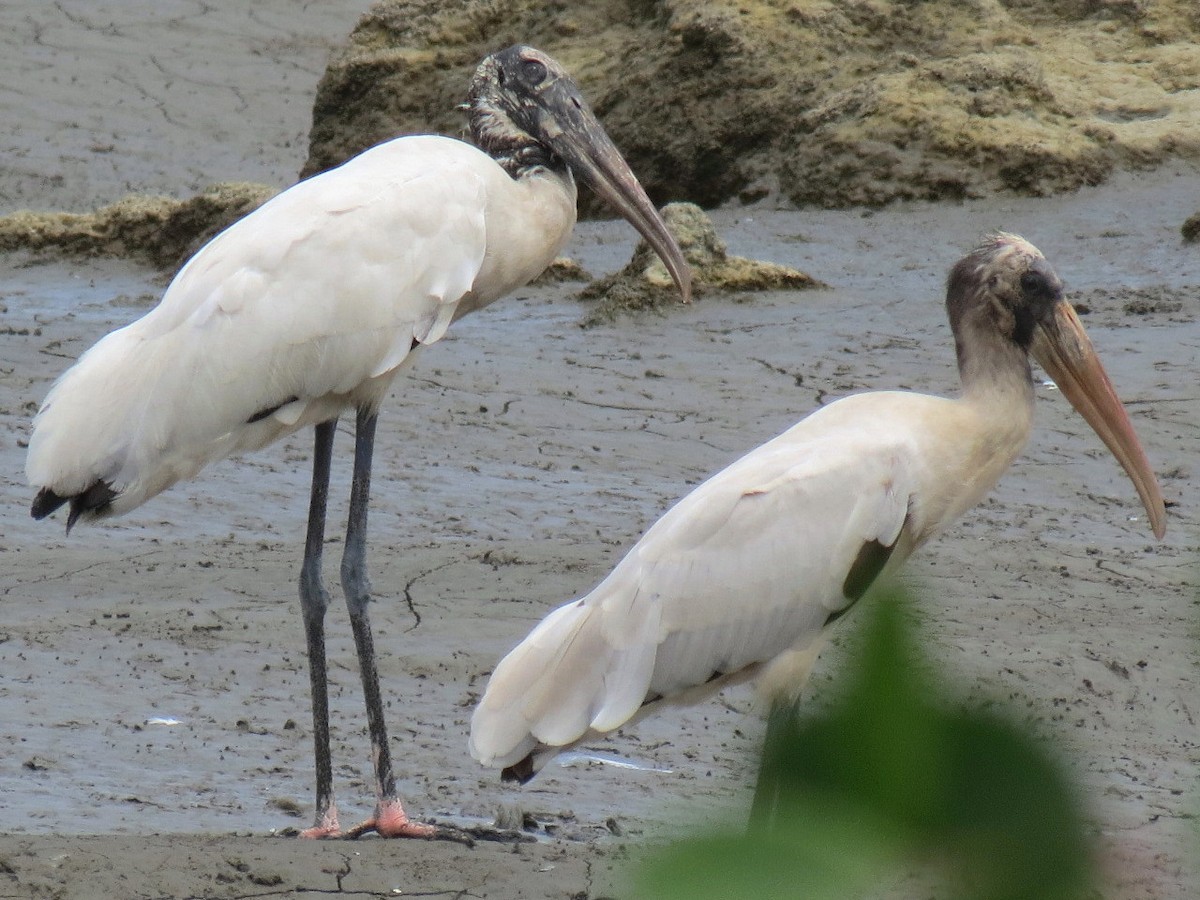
[533,81,691,304]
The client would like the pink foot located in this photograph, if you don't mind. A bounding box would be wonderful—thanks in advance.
[344,798,436,839]
[299,803,342,839]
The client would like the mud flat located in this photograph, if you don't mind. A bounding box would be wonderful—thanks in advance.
[0,2,1195,898]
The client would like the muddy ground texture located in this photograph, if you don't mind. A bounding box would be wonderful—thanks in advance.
[0,2,1197,899]
[2,181,1197,900]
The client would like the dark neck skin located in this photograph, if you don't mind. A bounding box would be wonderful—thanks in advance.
[469,100,564,180]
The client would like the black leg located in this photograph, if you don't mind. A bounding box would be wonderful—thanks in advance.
[340,408,396,799]
[340,407,434,838]
[749,703,792,832]
[298,418,339,837]
[748,644,825,833]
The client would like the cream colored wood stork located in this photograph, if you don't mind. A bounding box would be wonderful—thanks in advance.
[469,233,1167,784]
[26,45,690,839]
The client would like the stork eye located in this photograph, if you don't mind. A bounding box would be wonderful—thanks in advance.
[1019,270,1053,299]
[521,59,547,85]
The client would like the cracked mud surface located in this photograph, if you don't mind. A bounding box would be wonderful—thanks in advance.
[0,3,1196,898]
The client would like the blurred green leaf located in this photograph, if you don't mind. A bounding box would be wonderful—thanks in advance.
[638,584,1095,900]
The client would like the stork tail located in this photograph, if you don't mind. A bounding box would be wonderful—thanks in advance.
[31,480,118,533]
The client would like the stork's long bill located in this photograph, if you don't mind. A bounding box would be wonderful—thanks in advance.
[473,46,691,304]
[533,87,692,304]
[1031,298,1166,538]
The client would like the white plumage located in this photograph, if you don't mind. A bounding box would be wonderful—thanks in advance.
[27,136,568,515]
[471,394,1004,771]
[470,234,1166,781]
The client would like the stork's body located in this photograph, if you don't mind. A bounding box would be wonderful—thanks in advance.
[27,46,690,838]
[28,137,575,516]
[470,234,1166,782]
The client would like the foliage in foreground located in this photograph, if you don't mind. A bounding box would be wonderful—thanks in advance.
[638,587,1096,900]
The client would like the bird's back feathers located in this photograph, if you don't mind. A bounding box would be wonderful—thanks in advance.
[27,135,574,522]
[468,392,982,776]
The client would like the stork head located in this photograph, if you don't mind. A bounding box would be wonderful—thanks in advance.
[469,45,691,304]
[947,233,1065,353]
[947,233,1166,538]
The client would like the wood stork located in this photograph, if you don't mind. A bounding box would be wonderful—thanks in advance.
[469,233,1167,784]
[26,45,690,839]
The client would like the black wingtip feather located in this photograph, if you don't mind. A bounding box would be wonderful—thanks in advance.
[31,487,69,520]
[32,481,119,533]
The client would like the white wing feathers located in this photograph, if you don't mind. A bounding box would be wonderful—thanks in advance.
[27,137,493,515]
[470,397,920,771]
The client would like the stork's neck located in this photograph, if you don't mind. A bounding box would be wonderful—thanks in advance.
[952,314,1037,439]
[470,104,566,180]
[956,313,1032,389]
[897,317,1038,540]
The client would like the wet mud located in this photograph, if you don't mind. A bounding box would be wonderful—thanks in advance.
[0,2,1196,898]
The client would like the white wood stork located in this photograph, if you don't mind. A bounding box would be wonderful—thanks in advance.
[26,45,690,839]
[469,233,1167,784]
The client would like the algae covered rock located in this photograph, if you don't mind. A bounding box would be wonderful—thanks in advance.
[303,0,1200,210]
[1181,211,1200,243]
[580,202,824,326]
[9,2,1200,267]
[0,182,275,270]
[532,256,591,285]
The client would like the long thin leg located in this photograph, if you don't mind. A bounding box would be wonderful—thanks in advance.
[298,419,340,838]
[341,407,435,839]
[749,642,824,833]
[748,703,792,832]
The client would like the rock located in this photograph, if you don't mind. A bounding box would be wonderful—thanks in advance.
[11,3,1200,264]
[0,183,275,270]
[531,257,591,285]
[580,202,824,325]
[303,0,1200,210]
[1182,211,1200,243]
